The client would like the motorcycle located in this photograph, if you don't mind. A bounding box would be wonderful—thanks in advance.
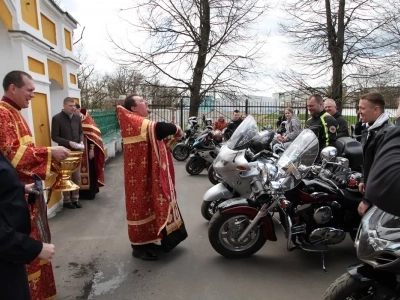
[201,123,278,220]
[185,131,221,175]
[207,128,277,186]
[324,206,400,299]
[208,118,363,261]
[172,123,200,161]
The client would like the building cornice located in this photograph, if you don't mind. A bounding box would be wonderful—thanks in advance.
[41,0,79,26]
[49,49,80,67]
[9,30,53,53]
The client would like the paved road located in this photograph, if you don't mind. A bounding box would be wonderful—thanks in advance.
[51,154,358,300]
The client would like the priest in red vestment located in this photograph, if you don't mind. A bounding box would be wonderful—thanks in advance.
[117,94,187,261]
[0,70,70,299]
[75,104,105,200]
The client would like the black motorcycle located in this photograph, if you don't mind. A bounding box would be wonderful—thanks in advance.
[186,131,221,175]
[172,124,200,161]
[324,206,400,299]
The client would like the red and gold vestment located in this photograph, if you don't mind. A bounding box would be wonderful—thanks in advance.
[79,109,105,193]
[117,106,187,250]
[0,98,56,300]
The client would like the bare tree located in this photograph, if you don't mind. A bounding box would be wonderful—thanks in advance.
[110,0,269,116]
[278,0,397,111]
[75,44,109,109]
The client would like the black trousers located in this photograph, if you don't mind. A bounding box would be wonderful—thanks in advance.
[0,263,31,300]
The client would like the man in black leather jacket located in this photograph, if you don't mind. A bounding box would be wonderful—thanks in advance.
[224,109,243,140]
[305,94,338,150]
[365,109,400,217]
[356,92,393,216]
[324,98,349,138]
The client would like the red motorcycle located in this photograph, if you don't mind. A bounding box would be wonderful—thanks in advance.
[208,128,362,268]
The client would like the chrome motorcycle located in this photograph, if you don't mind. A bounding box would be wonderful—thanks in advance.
[201,116,278,220]
[324,206,400,299]
[208,125,362,260]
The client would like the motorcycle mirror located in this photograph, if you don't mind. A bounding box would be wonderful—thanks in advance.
[321,146,337,161]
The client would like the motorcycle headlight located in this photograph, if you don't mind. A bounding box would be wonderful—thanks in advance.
[356,206,400,261]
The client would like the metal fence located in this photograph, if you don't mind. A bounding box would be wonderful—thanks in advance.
[90,111,120,143]
[92,101,399,136]
[148,100,399,130]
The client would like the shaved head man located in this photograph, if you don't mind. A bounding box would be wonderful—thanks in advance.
[324,99,349,138]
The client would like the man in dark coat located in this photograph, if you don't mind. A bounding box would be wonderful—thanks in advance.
[324,98,349,138]
[365,101,400,216]
[224,109,243,140]
[356,92,393,216]
[0,151,55,300]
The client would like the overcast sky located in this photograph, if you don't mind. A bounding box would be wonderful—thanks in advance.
[60,0,291,96]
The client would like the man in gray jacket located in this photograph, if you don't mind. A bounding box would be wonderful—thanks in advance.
[51,97,84,209]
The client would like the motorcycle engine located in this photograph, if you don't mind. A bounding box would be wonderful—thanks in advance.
[296,203,335,225]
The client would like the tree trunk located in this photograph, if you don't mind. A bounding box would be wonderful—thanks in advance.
[326,0,345,112]
[189,0,211,117]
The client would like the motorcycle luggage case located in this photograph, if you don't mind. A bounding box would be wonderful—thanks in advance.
[335,137,363,169]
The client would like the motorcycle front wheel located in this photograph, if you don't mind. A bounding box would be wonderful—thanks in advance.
[201,199,225,221]
[185,157,205,175]
[207,165,219,185]
[208,212,267,258]
[323,273,375,300]
[172,144,190,161]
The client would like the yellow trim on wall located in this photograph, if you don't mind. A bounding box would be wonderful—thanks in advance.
[41,13,57,45]
[73,98,79,105]
[21,0,39,30]
[64,28,72,51]
[47,59,63,88]
[70,73,77,84]
[0,0,13,30]
[28,57,45,75]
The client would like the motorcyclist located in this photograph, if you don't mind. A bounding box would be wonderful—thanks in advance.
[356,92,393,216]
[324,98,349,138]
[365,99,400,217]
[305,94,338,150]
[205,118,213,130]
[224,110,243,140]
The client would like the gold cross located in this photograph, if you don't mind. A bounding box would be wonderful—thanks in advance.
[141,158,148,167]
[126,125,133,135]
[148,224,157,234]
[130,194,138,203]
[145,208,153,217]
[129,177,137,186]
[132,210,139,219]
[157,194,166,204]
[128,159,136,169]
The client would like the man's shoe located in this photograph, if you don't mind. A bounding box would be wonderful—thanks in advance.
[132,249,158,261]
[73,201,82,208]
[63,203,76,209]
[147,243,162,250]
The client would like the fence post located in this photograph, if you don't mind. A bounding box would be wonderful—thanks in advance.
[245,99,249,115]
[180,98,184,129]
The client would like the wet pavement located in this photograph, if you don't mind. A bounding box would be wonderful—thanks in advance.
[50,153,358,300]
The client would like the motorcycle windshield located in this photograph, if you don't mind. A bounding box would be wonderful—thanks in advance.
[226,115,259,150]
[275,129,319,191]
[356,206,400,260]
